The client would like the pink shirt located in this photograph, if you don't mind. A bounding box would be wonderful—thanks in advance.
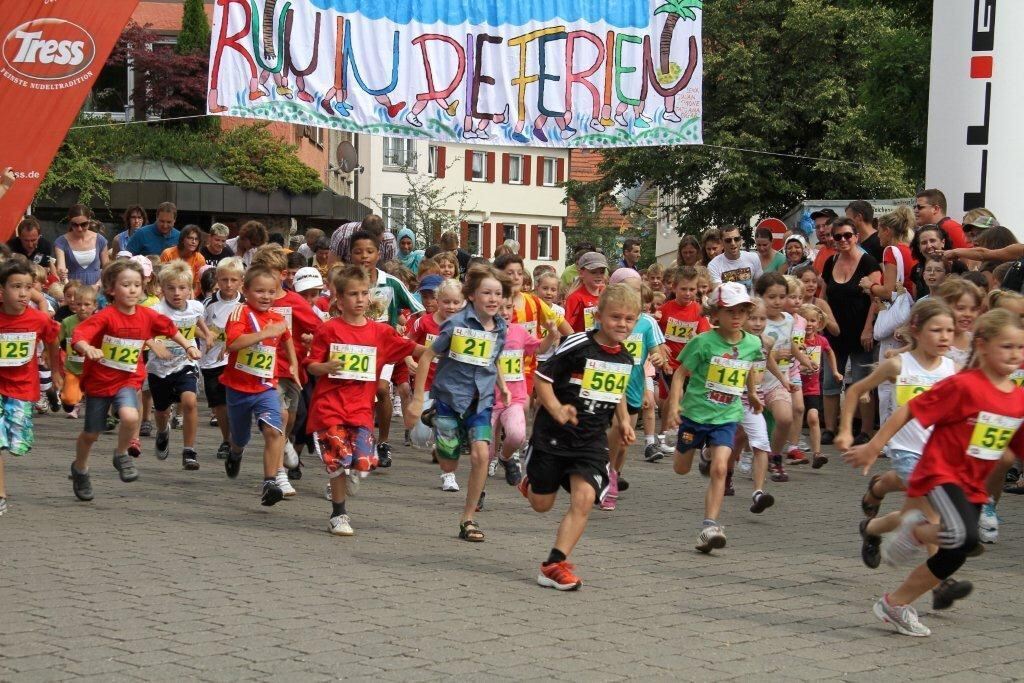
[495,323,540,409]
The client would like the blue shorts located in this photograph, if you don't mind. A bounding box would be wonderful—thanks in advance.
[434,400,492,460]
[888,448,921,484]
[226,387,283,449]
[0,397,35,456]
[84,387,139,434]
[675,416,738,454]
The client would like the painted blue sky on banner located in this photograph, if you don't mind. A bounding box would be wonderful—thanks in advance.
[307,0,651,28]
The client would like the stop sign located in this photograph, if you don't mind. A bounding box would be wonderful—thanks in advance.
[757,218,788,251]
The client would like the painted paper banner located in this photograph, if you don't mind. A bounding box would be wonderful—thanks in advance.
[207,0,702,148]
[0,0,140,241]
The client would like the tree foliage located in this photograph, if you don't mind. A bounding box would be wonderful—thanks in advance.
[575,0,930,237]
[176,0,211,56]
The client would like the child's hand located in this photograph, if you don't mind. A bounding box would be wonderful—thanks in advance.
[842,443,880,475]
[500,386,512,407]
[263,322,287,339]
[82,345,103,361]
[204,332,216,348]
[810,362,820,374]
[186,345,202,361]
[291,370,302,386]
[832,430,853,452]
[51,371,64,393]
[551,403,578,426]
[663,409,681,431]
[151,344,172,361]
[405,356,418,372]
[620,422,636,447]
[403,397,424,430]
[833,372,844,382]
[749,395,764,414]
[783,379,795,394]
[301,333,313,347]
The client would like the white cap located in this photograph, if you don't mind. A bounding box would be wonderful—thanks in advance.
[293,267,324,293]
[711,282,752,308]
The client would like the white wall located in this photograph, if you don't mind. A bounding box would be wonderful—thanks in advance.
[355,135,569,275]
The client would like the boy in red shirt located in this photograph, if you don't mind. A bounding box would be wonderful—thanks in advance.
[71,260,195,501]
[0,259,61,515]
[305,265,425,535]
[563,252,607,332]
[220,265,300,507]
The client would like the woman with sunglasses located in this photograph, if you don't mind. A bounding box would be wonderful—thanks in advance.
[53,204,109,286]
[820,218,881,445]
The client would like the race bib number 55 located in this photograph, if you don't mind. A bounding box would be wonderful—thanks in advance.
[580,359,631,403]
[967,412,1023,461]
[450,328,497,367]
[0,332,35,367]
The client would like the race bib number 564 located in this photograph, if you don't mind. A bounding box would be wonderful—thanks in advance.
[580,359,631,404]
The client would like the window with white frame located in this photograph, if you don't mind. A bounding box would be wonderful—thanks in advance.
[502,224,519,244]
[83,40,176,120]
[466,223,483,256]
[536,226,552,259]
[304,126,324,148]
[381,195,412,231]
[508,155,523,184]
[542,157,557,186]
[427,145,439,176]
[383,138,415,169]
[471,151,487,181]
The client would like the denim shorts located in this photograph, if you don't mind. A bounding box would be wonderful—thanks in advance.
[84,387,139,434]
[434,400,493,460]
[675,416,738,454]
[226,387,283,449]
[888,448,921,484]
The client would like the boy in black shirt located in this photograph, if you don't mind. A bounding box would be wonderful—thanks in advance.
[521,284,639,590]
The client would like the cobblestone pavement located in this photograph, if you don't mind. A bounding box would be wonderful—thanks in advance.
[2,413,1024,682]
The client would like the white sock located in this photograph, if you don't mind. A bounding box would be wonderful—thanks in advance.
[645,435,657,446]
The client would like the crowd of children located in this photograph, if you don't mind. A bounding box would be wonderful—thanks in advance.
[2,216,1024,639]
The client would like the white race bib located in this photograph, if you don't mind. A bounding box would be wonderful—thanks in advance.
[328,343,377,381]
[0,332,36,367]
[967,412,1023,461]
[98,335,144,372]
[499,349,525,381]
[582,306,598,331]
[450,327,497,367]
[706,356,751,396]
[665,317,698,343]
[622,333,644,365]
[234,343,276,379]
[270,306,293,332]
[579,358,631,403]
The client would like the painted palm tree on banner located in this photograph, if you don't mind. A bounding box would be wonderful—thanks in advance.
[655,0,702,76]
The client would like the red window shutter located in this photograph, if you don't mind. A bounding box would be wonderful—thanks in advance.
[529,225,538,260]
[494,223,503,256]
[464,152,473,181]
[556,158,565,184]
[482,222,492,257]
[523,155,532,186]
[486,152,496,183]
[536,155,545,185]
[552,226,560,261]
[460,221,469,248]
[437,146,446,178]
[501,153,510,184]
[518,224,527,258]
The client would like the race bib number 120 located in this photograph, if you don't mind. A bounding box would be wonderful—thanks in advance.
[328,343,376,381]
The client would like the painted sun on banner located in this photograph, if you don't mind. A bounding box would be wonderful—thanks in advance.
[207,0,702,147]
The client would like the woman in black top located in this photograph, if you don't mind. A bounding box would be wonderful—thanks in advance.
[821,218,881,444]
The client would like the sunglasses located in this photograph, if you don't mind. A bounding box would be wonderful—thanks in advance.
[832,232,856,241]
[913,204,930,211]
[70,220,90,228]
[723,237,743,243]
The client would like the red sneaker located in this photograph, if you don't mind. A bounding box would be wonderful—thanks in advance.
[127,438,142,458]
[537,561,582,591]
[786,448,809,465]
[517,474,530,499]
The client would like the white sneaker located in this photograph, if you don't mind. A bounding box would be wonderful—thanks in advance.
[980,499,999,543]
[738,450,753,475]
[276,469,296,497]
[696,525,726,553]
[797,438,810,451]
[882,510,927,567]
[283,441,299,469]
[405,112,422,127]
[873,595,930,637]
[658,434,676,454]
[440,472,459,492]
[487,459,498,477]
[329,514,354,536]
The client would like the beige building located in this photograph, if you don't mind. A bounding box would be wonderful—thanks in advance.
[353,135,569,274]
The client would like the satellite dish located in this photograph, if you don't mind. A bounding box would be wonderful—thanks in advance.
[337,141,359,173]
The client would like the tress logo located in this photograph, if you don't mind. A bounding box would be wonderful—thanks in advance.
[2,18,95,82]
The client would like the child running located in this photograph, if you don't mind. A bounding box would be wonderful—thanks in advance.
[665,283,763,553]
[305,266,424,535]
[200,257,245,462]
[220,265,300,507]
[147,260,212,470]
[843,308,1024,636]
[798,303,842,468]
[70,261,195,500]
[58,285,97,418]
[0,259,62,515]
[406,265,509,542]
[563,252,607,332]
[520,283,639,589]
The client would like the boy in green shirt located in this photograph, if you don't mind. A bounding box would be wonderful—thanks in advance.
[666,282,763,553]
[58,287,98,418]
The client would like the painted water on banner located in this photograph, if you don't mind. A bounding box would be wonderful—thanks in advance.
[207,0,703,147]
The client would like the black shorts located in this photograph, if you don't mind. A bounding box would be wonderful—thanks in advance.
[201,366,227,408]
[523,444,610,504]
[627,403,641,416]
[148,367,199,412]
[803,393,823,417]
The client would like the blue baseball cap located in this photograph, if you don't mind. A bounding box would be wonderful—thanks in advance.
[418,274,444,292]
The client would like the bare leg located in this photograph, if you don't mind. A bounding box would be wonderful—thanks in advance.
[214,405,230,443]
[551,475,597,557]
[181,392,198,449]
[260,423,284,479]
[461,441,489,524]
[704,445,733,521]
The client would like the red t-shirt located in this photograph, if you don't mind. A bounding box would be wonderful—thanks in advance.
[303,317,416,432]
[0,306,59,402]
[938,217,969,250]
[908,369,1024,503]
[882,243,917,298]
[269,290,323,383]
[563,287,600,333]
[220,305,291,394]
[72,305,177,397]
[407,312,442,392]
[800,332,832,396]
[658,299,711,371]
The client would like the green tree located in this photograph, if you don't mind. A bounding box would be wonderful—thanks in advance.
[583,0,926,238]
[176,0,211,56]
